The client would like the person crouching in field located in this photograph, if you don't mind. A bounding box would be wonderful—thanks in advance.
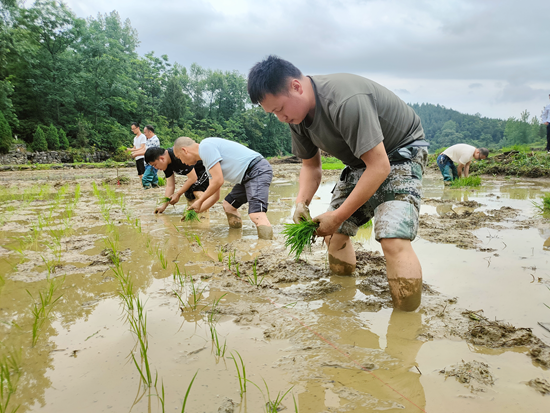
[145,147,210,214]
[172,137,274,240]
[436,144,488,185]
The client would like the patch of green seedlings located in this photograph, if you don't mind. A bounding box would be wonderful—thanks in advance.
[533,192,550,215]
[282,220,319,260]
[449,176,482,188]
[227,250,236,270]
[158,176,166,187]
[230,351,247,397]
[0,348,22,413]
[182,209,201,222]
[247,258,265,286]
[248,379,294,413]
[205,293,226,326]
[27,276,64,347]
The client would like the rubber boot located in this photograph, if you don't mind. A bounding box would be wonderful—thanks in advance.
[257,225,273,240]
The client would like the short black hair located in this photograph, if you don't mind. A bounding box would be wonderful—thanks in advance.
[144,124,155,133]
[131,122,139,128]
[478,148,489,157]
[247,55,303,104]
[145,147,165,164]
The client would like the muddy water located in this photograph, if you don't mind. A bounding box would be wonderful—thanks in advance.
[0,167,549,413]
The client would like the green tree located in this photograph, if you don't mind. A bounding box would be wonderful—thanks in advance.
[503,110,537,146]
[58,128,69,149]
[32,126,47,152]
[0,111,14,154]
[46,123,59,149]
[161,75,186,127]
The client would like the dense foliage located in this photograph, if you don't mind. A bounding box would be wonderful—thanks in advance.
[0,0,291,156]
[410,104,546,152]
[0,1,546,157]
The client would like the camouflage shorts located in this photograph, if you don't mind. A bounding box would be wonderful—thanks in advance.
[329,147,428,240]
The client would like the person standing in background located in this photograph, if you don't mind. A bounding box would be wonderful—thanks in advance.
[127,123,146,181]
[541,94,550,153]
[139,125,161,189]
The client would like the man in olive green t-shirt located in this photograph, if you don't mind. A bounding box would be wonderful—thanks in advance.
[248,56,428,311]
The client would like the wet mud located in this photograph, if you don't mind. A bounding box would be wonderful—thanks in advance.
[0,166,549,412]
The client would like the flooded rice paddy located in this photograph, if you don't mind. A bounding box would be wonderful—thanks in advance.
[0,164,549,413]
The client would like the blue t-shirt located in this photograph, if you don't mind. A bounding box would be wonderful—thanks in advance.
[199,138,261,184]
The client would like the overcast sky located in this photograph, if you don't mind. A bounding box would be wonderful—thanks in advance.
[62,0,549,120]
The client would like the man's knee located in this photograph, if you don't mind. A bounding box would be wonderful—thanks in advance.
[380,238,410,257]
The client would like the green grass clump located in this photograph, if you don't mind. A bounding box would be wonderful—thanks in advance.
[182,209,201,222]
[450,176,482,188]
[158,176,166,186]
[282,220,319,260]
[533,193,550,214]
[321,156,345,170]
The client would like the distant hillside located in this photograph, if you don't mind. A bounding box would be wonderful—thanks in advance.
[409,103,545,152]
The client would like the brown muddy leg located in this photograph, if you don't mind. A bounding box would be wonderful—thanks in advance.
[225,212,242,228]
[387,278,422,311]
[381,238,422,311]
[257,225,273,240]
[326,233,356,275]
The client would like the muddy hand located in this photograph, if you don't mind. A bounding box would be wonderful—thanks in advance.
[293,202,312,224]
[312,211,342,237]
[169,193,181,205]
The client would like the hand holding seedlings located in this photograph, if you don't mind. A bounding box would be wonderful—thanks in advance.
[282,219,319,260]
[155,197,174,214]
[311,210,342,237]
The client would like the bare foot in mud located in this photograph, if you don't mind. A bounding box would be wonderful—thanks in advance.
[225,212,242,228]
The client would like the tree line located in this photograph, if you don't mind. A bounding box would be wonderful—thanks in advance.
[0,1,546,157]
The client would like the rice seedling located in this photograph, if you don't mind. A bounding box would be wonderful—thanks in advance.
[533,193,550,214]
[282,220,319,260]
[158,176,166,187]
[234,262,241,278]
[182,209,201,223]
[0,348,22,413]
[155,245,168,269]
[230,351,247,397]
[227,250,236,270]
[247,258,265,286]
[27,276,64,347]
[248,379,294,413]
[159,196,171,204]
[206,293,227,325]
[187,278,207,310]
[128,296,154,387]
[209,325,227,357]
[180,371,198,413]
[449,176,482,188]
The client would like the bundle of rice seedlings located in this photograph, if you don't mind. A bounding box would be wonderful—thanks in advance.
[158,196,171,204]
[182,209,201,222]
[282,219,319,260]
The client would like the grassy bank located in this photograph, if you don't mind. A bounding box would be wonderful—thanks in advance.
[0,160,132,172]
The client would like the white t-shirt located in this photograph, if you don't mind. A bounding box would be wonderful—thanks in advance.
[199,137,261,184]
[133,133,146,160]
[442,144,476,165]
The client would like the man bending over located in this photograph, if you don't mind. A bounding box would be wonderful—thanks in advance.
[248,55,429,310]
[145,146,210,214]
[173,137,274,240]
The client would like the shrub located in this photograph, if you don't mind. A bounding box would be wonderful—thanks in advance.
[32,126,48,152]
[111,145,132,162]
[46,124,60,150]
[0,111,14,154]
[59,129,69,150]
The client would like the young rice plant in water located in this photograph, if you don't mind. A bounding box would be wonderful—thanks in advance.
[282,220,319,260]
[182,209,201,222]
